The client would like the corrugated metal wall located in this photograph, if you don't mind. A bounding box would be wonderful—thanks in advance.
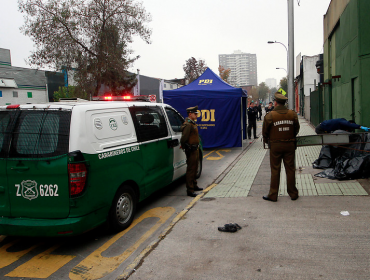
[322,0,370,126]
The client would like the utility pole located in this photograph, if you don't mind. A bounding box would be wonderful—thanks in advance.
[288,0,294,110]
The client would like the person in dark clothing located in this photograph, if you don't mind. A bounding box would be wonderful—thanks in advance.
[247,102,259,139]
[257,103,262,120]
[315,118,369,134]
[265,102,274,114]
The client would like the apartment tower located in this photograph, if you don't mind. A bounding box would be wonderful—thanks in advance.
[218,50,257,87]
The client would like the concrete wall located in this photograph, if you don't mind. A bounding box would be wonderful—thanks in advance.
[304,96,310,122]
[302,55,320,97]
[324,0,350,42]
[0,88,48,105]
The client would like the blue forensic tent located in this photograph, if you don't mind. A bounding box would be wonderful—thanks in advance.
[164,68,247,148]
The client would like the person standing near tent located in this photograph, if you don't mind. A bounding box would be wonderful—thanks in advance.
[257,103,262,120]
[262,92,300,202]
[181,106,204,197]
[265,102,274,114]
[247,102,259,139]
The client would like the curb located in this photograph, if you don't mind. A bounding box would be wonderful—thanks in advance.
[117,184,217,280]
[118,130,263,279]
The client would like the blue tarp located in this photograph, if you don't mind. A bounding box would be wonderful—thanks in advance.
[164,68,247,148]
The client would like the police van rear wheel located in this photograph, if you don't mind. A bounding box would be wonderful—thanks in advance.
[196,152,203,179]
[109,185,136,232]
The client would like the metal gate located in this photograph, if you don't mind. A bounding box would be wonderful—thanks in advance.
[310,87,323,127]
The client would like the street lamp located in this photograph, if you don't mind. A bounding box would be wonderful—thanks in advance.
[268,41,288,71]
[268,40,292,108]
[276,67,287,73]
[267,41,288,53]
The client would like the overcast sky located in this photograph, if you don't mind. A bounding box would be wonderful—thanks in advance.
[0,0,331,87]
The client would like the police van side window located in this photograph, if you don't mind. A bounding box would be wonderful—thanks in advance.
[8,110,71,158]
[165,108,184,133]
[129,106,168,142]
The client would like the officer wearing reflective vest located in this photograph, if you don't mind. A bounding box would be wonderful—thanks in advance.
[262,92,300,202]
[180,106,203,197]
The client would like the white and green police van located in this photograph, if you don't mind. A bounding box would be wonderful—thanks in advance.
[0,100,202,236]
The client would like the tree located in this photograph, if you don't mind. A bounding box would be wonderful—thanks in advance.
[258,82,269,102]
[218,66,231,83]
[248,86,259,103]
[269,86,278,101]
[19,0,151,95]
[183,57,207,84]
[279,76,288,94]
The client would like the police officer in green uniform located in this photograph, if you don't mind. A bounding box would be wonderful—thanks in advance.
[262,93,300,202]
[181,106,203,197]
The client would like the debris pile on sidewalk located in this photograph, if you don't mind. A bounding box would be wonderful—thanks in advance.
[313,133,370,180]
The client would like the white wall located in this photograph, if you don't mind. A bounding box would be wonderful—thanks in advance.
[0,88,48,105]
[163,82,182,90]
[303,55,320,97]
[304,95,310,122]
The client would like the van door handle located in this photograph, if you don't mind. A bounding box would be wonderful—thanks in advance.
[11,166,30,171]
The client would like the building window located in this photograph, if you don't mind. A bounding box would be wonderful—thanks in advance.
[27,92,32,98]
[170,84,173,89]
[13,91,18,97]
[0,91,2,97]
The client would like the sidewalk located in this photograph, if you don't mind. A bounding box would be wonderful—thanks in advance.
[127,117,370,280]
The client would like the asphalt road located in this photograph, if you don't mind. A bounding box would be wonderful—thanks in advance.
[0,147,244,280]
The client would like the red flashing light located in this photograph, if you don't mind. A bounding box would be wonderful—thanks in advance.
[104,96,112,100]
[68,163,87,196]
[123,96,131,100]
[6,104,20,109]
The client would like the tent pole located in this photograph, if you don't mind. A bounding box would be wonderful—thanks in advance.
[241,97,243,150]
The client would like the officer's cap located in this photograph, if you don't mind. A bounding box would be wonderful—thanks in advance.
[186,106,198,113]
[274,92,288,103]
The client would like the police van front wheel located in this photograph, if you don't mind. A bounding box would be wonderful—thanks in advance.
[109,185,137,232]
[196,152,203,179]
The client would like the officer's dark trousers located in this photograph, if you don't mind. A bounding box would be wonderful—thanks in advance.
[268,141,298,201]
[248,120,257,138]
[185,149,199,192]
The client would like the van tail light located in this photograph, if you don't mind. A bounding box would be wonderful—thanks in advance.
[6,104,20,109]
[68,163,87,196]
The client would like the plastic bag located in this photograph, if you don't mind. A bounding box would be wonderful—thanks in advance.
[314,133,370,180]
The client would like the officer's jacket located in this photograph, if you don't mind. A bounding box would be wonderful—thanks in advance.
[262,105,300,143]
[180,117,199,147]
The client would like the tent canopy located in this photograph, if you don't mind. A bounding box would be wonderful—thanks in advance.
[165,68,246,98]
[164,68,247,148]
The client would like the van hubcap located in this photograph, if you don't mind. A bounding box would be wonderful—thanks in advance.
[116,193,133,224]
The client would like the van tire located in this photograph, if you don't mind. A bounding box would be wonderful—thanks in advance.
[196,151,203,179]
[108,185,137,232]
